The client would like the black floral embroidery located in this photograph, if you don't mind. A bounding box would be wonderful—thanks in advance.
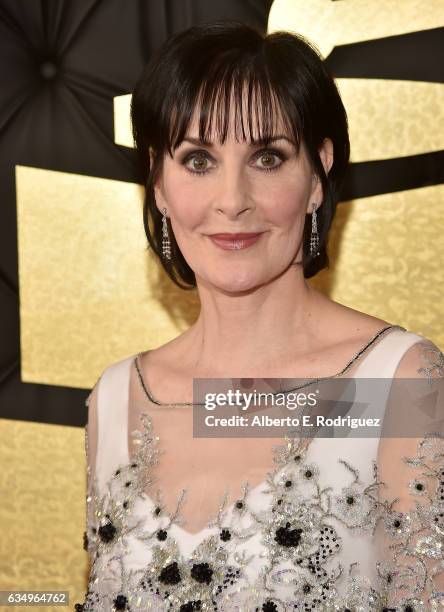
[97,520,117,543]
[274,522,303,547]
[258,601,278,611]
[179,600,202,611]
[219,528,231,541]
[159,561,182,585]
[78,408,444,611]
[156,528,168,541]
[190,562,213,584]
[112,594,128,610]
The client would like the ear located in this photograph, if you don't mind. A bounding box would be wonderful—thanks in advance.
[319,137,334,176]
[309,138,334,213]
[148,147,167,215]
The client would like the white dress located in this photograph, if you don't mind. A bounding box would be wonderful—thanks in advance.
[75,325,444,611]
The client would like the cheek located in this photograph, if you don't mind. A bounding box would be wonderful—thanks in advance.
[260,176,309,227]
[162,171,208,228]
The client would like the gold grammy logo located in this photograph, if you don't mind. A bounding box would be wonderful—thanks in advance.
[16,0,444,388]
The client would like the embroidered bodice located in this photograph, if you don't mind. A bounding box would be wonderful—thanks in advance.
[75,326,444,611]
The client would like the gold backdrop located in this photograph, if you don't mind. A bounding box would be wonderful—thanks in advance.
[1,1,443,609]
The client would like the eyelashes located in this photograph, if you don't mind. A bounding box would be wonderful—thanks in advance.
[179,148,289,176]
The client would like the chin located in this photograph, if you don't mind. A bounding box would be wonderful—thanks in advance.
[209,270,267,294]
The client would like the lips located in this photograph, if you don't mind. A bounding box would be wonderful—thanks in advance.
[209,232,263,239]
[208,232,265,251]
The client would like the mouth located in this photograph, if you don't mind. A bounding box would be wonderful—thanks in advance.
[207,232,266,251]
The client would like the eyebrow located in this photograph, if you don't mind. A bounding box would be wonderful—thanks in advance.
[178,134,296,148]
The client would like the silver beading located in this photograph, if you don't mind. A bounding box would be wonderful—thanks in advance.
[162,207,171,260]
[310,204,320,257]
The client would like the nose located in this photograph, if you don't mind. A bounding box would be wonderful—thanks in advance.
[215,165,253,219]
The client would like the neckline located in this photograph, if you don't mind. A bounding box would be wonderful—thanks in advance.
[127,324,407,536]
[133,324,407,407]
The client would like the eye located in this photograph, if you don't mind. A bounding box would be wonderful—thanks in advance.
[180,147,288,176]
[182,151,214,175]
[253,149,287,172]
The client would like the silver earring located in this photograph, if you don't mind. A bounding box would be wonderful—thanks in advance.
[309,204,320,257]
[162,207,171,260]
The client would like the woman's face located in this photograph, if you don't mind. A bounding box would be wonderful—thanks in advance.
[153,102,333,294]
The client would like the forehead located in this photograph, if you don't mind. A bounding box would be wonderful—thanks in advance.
[173,81,294,147]
[187,109,290,144]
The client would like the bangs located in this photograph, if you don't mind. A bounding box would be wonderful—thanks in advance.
[163,65,303,156]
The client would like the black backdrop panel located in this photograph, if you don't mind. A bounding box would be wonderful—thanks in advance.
[0,0,273,426]
[0,1,442,427]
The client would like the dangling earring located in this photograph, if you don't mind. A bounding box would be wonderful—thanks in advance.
[309,204,320,257]
[162,207,171,260]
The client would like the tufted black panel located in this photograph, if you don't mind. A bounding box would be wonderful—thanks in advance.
[0,0,274,426]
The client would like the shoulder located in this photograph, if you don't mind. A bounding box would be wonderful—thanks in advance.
[393,333,444,381]
[314,295,397,348]
[86,351,137,408]
[377,334,444,511]
[98,351,137,381]
[378,334,444,468]
[85,351,137,443]
[388,333,444,434]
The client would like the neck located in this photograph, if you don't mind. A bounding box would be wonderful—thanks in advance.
[182,268,332,375]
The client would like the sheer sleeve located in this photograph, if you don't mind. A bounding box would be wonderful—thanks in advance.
[84,378,100,570]
[376,337,444,610]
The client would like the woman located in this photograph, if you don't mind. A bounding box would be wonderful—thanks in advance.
[76,21,443,611]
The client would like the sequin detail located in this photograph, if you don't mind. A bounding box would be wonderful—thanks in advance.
[416,341,444,384]
[77,406,444,611]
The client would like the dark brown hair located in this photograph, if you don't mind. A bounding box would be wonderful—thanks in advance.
[131,20,350,289]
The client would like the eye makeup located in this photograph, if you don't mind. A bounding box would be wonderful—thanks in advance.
[178,146,290,176]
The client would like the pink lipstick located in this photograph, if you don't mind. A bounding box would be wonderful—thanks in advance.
[208,232,265,250]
